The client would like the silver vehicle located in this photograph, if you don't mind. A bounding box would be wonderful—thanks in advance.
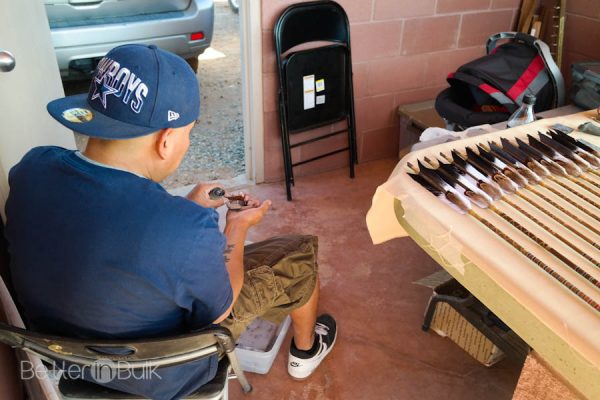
[45,0,214,80]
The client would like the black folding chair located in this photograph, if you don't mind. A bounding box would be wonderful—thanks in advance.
[0,322,252,400]
[274,0,358,200]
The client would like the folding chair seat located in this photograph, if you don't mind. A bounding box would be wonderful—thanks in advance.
[275,0,358,200]
[57,357,230,400]
[0,322,252,400]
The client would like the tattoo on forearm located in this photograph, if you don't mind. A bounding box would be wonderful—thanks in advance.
[223,244,235,263]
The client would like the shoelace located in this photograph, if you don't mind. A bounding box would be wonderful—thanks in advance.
[315,322,329,337]
[312,322,331,357]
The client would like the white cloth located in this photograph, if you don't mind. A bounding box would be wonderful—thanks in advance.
[416,124,497,151]
[366,110,600,399]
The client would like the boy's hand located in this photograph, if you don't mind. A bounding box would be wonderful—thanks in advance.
[226,196,271,228]
[186,183,226,208]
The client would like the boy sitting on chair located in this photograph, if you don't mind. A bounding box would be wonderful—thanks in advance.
[4,44,336,400]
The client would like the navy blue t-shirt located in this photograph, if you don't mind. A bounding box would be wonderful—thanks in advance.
[5,146,233,400]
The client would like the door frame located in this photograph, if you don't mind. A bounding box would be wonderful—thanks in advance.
[240,0,264,184]
[0,1,266,196]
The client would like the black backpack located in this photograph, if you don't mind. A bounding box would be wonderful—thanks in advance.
[435,32,565,129]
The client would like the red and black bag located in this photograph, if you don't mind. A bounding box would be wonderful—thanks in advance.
[435,32,565,129]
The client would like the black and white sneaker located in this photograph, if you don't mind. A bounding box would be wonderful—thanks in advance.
[288,314,337,380]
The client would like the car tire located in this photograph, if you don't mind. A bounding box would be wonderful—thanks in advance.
[228,0,239,14]
[186,56,199,74]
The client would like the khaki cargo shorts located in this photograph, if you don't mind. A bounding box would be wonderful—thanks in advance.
[220,234,319,340]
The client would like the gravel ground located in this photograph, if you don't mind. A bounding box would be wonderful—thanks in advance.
[163,1,244,189]
[63,0,244,190]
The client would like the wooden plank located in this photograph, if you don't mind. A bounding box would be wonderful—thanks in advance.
[518,0,536,33]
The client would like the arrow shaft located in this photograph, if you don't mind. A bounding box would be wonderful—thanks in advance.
[469,210,600,313]
[501,197,600,267]
[489,205,600,289]
[515,192,600,250]
[539,182,600,223]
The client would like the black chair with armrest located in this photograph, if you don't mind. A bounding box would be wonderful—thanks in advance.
[0,322,252,400]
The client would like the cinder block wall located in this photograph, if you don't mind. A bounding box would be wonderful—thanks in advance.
[261,0,521,182]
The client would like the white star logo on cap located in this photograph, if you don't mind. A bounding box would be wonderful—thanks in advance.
[90,76,119,109]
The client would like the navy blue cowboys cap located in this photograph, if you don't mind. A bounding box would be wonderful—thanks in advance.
[47,44,200,139]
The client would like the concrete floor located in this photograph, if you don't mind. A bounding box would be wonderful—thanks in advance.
[228,158,524,400]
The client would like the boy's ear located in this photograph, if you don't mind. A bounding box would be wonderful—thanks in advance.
[155,128,173,160]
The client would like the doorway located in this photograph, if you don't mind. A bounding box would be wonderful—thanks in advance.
[163,0,244,188]
[62,0,264,190]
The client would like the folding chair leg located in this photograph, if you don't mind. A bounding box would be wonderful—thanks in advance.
[351,124,358,165]
[347,116,356,178]
[223,375,229,400]
[281,131,293,201]
[226,350,252,393]
[285,179,292,201]
[347,90,358,166]
[279,99,294,201]
[348,133,355,178]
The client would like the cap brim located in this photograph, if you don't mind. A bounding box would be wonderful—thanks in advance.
[47,94,159,139]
